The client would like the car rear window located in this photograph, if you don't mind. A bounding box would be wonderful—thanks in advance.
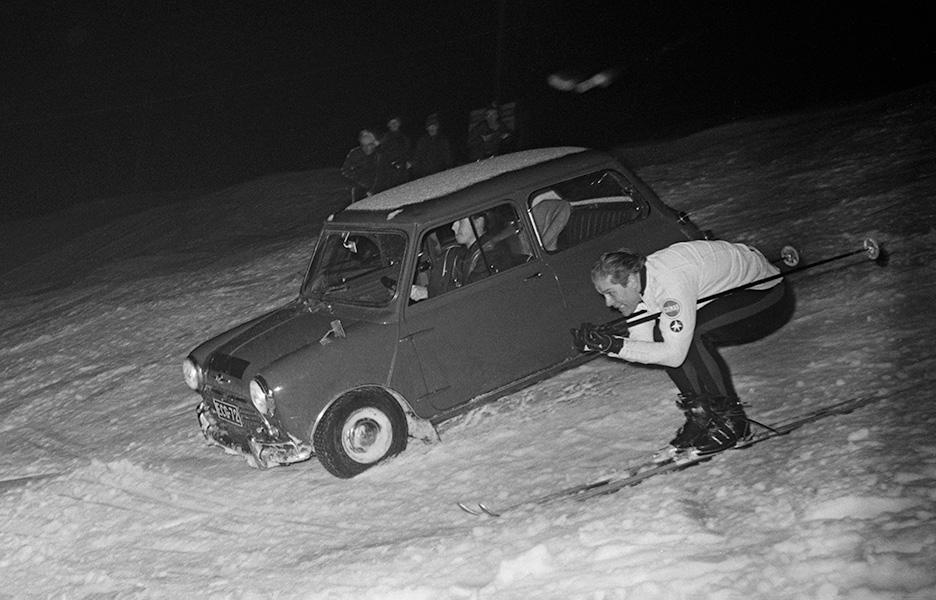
[529,170,648,252]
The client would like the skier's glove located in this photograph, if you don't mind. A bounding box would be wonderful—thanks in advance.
[571,323,626,354]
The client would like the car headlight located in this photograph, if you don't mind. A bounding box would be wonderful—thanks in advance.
[250,377,275,415]
[182,357,204,391]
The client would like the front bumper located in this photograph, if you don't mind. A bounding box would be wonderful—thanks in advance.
[196,398,313,469]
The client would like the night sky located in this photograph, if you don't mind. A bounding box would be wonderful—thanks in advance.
[2,1,932,223]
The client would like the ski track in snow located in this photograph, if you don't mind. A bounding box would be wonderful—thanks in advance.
[1,84,935,599]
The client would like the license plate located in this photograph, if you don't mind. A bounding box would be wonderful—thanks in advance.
[213,398,243,426]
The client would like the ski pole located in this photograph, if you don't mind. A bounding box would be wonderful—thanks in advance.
[598,238,882,332]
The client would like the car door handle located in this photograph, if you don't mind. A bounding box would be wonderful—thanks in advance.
[524,271,543,281]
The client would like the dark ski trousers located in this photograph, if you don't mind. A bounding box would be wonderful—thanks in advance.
[665,280,794,398]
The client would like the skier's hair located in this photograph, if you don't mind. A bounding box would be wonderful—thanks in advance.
[591,248,646,286]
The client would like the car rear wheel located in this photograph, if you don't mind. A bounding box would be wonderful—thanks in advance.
[313,389,408,479]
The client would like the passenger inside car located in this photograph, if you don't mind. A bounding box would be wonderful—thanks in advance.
[530,190,572,251]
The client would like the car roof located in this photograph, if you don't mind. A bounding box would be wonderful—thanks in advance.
[332,147,620,226]
[345,147,586,213]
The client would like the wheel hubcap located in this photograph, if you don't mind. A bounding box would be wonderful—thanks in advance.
[348,418,380,452]
[341,407,393,463]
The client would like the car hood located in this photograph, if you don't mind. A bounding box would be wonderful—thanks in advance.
[206,300,355,382]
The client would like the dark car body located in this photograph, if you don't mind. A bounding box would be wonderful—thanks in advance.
[183,148,705,478]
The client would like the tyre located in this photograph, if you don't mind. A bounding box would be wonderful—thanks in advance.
[313,388,408,479]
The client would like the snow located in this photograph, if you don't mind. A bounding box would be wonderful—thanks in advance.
[2,83,936,599]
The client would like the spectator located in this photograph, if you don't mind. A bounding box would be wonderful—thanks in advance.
[467,106,514,161]
[341,130,383,203]
[411,113,455,178]
[379,115,411,188]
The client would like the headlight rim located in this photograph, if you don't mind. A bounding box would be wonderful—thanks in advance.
[249,376,275,415]
[182,357,204,391]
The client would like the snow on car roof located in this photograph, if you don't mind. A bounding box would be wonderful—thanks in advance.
[345,147,586,213]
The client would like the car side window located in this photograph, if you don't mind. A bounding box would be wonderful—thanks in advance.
[529,170,648,252]
[409,203,533,303]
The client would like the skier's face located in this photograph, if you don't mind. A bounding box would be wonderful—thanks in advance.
[594,274,641,316]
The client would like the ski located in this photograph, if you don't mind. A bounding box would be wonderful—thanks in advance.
[458,393,887,517]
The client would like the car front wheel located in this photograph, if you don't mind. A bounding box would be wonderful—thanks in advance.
[313,389,408,479]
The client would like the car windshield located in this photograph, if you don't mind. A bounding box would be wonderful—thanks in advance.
[301,230,407,307]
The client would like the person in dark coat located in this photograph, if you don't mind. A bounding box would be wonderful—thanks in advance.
[378,115,412,188]
[410,210,525,301]
[411,113,455,178]
[467,107,514,161]
[340,130,382,203]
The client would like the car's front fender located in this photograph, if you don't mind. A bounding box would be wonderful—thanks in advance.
[256,317,403,443]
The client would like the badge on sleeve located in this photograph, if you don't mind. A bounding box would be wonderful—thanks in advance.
[669,320,684,333]
[662,299,681,318]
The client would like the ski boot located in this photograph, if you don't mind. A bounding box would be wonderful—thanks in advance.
[652,392,707,462]
[653,393,751,462]
[690,395,752,455]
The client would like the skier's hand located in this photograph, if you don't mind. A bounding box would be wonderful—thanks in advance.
[572,323,625,354]
[584,325,625,354]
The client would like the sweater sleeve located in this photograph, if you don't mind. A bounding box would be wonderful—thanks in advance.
[608,280,697,368]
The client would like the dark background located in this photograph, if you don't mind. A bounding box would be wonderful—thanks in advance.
[2,1,933,224]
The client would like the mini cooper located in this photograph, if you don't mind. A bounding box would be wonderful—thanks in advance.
[182,147,705,478]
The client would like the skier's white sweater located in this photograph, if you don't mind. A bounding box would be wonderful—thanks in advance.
[612,240,782,368]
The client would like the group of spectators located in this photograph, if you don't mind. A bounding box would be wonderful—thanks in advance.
[340,106,515,203]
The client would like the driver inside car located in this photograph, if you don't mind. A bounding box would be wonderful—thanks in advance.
[410,209,522,301]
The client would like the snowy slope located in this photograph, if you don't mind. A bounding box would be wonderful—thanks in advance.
[1,84,935,600]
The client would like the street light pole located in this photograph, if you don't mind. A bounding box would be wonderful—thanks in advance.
[494,0,506,103]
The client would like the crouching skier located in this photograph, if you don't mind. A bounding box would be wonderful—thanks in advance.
[573,240,795,459]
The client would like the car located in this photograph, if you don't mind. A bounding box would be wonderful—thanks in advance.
[182,147,706,478]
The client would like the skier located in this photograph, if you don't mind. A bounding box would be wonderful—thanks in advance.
[573,240,795,457]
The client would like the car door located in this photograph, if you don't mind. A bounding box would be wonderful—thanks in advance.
[401,203,571,413]
[531,169,695,328]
